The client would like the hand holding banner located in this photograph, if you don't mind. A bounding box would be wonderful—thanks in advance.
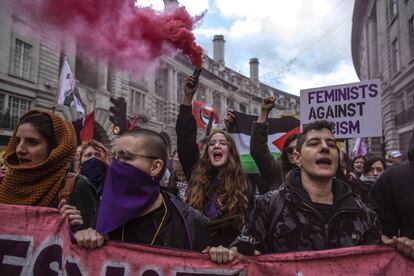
[1,204,413,275]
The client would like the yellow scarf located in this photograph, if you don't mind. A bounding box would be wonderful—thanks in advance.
[0,110,76,206]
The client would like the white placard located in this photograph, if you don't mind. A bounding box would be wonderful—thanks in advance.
[300,79,382,139]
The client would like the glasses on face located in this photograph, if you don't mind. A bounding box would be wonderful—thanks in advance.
[208,139,228,147]
[112,150,159,162]
[286,147,295,154]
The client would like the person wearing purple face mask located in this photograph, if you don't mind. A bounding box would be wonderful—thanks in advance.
[74,128,209,251]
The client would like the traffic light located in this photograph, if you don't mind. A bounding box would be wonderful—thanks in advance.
[109,97,127,135]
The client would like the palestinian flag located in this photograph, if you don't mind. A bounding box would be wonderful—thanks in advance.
[228,111,300,174]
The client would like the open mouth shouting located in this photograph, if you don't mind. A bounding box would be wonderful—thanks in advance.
[315,157,334,171]
[213,151,223,162]
[209,149,228,167]
[207,133,230,168]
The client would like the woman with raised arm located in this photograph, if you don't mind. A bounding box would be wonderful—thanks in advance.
[176,74,253,247]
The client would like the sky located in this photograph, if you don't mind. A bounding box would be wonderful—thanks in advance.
[137,0,359,96]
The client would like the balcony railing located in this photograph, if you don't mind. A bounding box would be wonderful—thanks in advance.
[395,105,414,127]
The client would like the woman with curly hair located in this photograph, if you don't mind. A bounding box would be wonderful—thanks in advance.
[176,74,252,247]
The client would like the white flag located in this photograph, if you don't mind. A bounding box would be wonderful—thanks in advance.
[57,60,85,114]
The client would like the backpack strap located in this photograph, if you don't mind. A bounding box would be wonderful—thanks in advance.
[58,173,77,204]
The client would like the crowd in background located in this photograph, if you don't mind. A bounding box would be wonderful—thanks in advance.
[0,73,414,264]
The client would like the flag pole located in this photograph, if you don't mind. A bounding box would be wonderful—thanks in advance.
[92,97,96,114]
[345,138,349,156]
[205,111,214,138]
[53,53,68,114]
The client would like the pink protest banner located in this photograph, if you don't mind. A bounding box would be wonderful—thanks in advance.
[0,204,413,276]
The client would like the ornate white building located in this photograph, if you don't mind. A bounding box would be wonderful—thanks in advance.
[0,0,299,149]
[352,0,414,156]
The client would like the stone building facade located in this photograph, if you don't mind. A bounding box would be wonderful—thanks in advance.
[0,0,299,149]
[352,0,414,156]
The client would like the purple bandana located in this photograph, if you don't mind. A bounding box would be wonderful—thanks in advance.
[95,160,160,234]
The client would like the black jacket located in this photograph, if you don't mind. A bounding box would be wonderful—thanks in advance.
[232,169,381,254]
[176,104,200,181]
[370,161,414,239]
[70,175,98,230]
[250,121,285,192]
[50,174,97,231]
[348,176,375,208]
[110,191,209,251]
[166,191,210,251]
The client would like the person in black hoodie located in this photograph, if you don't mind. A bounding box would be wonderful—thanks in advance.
[207,120,382,263]
[370,128,414,258]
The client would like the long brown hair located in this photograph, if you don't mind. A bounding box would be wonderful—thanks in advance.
[186,129,250,225]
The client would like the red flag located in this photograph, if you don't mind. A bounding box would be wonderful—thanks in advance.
[80,111,94,142]
[192,100,219,129]
[128,116,138,130]
[272,126,300,151]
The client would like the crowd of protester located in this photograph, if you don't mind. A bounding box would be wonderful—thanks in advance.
[0,73,414,266]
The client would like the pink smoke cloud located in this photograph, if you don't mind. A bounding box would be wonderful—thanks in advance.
[28,0,204,71]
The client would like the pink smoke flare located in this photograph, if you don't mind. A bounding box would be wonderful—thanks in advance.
[28,0,204,70]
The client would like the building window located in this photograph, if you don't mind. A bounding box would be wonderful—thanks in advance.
[0,94,31,130]
[392,39,400,74]
[390,0,398,20]
[131,89,146,114]
[155,102,165,122]
[239,103,247,114]
[13,39,32,80]
[397,97,405,111]
[8,96,31,128]
[407,91,414,108]
[409,16,414,56]
[75,51,98,89]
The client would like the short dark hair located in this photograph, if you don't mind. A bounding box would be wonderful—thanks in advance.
[19,112,57,152]
[280,133,299,173]
[296,120,335,152]
[363,156,386,175]
[159,131,171,151]
[122,128,168,178]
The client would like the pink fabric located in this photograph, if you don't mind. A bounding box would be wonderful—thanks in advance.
[0,204,413,275]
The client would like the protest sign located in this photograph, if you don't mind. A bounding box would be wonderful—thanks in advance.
[1,204,413,275]
[300,79,382,139]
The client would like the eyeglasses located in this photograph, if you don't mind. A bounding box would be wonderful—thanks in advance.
[112,150,159,162]
[208,139,228,147]
[286,147,296,154]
